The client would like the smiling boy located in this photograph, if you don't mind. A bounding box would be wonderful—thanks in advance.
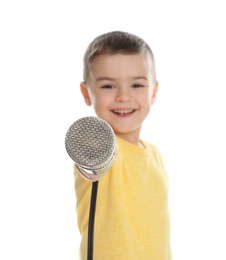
[74,31,171,259]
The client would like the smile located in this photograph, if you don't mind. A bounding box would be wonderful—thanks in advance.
[112,109,135,115]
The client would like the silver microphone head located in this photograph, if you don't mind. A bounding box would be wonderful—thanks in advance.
[65,116,117,179]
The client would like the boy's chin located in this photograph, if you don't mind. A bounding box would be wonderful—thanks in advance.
[113,128,141,137]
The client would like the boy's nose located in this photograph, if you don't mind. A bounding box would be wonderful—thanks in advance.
[115,88,132,102]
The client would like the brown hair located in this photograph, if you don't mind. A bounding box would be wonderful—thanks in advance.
[83,31,156,83]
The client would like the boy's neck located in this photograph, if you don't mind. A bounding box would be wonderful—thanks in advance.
[115,132,140,146]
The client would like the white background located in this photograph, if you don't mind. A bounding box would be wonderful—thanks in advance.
[0,0,226,259]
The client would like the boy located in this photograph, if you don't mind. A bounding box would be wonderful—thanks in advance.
[74,31,171,259]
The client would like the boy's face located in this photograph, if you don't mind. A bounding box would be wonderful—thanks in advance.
[80,53,158,145]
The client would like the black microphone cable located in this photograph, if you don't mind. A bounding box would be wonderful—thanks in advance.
[87,181,99,260]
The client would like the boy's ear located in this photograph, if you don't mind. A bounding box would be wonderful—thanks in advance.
[151,81,158,105]
[80,82,92,106]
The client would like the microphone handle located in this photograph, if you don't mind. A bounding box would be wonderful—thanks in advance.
[87,181,99,260]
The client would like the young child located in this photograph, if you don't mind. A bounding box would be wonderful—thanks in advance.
[74,31,171,259]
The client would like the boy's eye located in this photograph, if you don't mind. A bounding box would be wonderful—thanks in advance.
[101,85,113,89]
[132,84,143,88]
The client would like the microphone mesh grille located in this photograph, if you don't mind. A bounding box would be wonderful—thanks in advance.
[65,117,116,168]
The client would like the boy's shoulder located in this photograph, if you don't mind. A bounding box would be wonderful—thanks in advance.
[141,139,160,152]
[141,139,163,161]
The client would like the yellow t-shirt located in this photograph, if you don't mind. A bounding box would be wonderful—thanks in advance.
[74,136,171,260]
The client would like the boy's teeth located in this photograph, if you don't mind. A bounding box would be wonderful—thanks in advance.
[113,109,133,114]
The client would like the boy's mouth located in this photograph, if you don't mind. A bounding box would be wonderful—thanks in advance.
[111,109,135,115]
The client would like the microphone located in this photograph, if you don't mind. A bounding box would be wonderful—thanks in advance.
[65,116,117,259]
[65,116,117,181]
